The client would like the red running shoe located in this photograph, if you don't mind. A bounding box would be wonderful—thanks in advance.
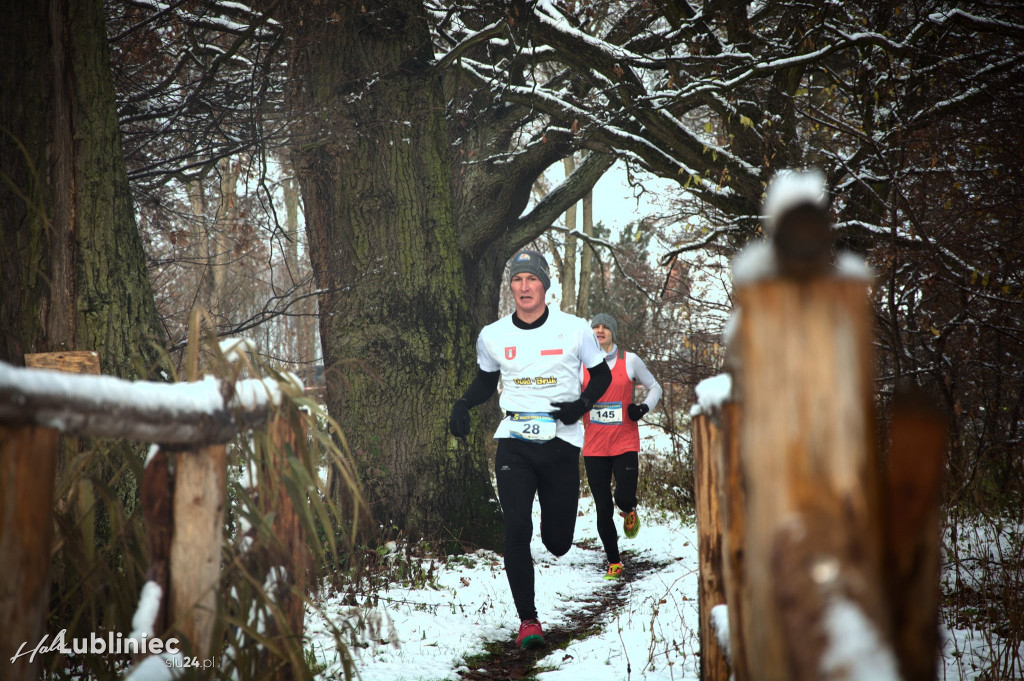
[517,618,545,650]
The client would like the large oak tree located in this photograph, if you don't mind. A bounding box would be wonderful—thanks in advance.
[263,0,1023,547]
[271,0,614,549]
[1,0,164,376]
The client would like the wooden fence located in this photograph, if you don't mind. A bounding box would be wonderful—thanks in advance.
[692,272,949,681]
[0,352,309,680]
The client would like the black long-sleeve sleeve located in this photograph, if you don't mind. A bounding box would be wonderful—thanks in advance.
[449,368,499,438]
[580,360,611,408]
[459,368,499,407]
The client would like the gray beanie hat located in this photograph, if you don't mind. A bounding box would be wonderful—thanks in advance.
[590,313,617,341]
[509,249,551,290]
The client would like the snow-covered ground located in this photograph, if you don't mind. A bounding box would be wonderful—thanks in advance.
[304,492,1021,681]
[305,495,701,681]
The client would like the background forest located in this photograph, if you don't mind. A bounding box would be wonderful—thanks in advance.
[1,0,1022,678]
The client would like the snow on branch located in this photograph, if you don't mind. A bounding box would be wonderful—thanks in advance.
[434,19,507,72]
[927,8,1024,39]
[658,222,749,265]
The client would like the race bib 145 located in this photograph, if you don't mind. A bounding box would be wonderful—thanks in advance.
[589,401,623,425]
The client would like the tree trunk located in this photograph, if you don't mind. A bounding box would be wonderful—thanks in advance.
[283,157,318,369]
[561,156,578,312]
[576,186,594,320]
[212,157,239,314]
[0,0,165,378]
[280,1,504,549]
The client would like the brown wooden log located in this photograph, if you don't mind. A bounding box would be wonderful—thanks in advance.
[693,413,730,681]
[140,448,174,640]
[25,350,101,374]
[259,416,311,679]
[169,445,226,661]
[734,278,891,681]
[718,402,751,681]
[1,352,99,679]
[272,418,308,638]
[0,425,60,681]
[885,389,947,681]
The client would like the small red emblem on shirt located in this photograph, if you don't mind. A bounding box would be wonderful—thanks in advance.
[505,346,516,360]
[540,349,563,356]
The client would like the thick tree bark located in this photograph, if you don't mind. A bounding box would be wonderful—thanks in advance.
[279,1,504,549]
[0,0,165,378]
[275,1,612,549]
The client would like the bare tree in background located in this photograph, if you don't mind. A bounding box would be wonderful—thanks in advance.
[108,0,321,374]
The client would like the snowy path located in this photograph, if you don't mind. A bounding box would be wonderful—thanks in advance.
[457,545,673,680]
[305,497,704,681]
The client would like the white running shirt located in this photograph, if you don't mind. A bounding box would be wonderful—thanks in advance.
[476,307,605,447]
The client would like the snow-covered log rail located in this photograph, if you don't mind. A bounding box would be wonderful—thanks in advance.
[0,359,282,445]
[690,171,948,681]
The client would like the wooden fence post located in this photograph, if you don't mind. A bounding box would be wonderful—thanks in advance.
[0,425,60,681]
[885,389,947,681]
[718,402,751,681]
[140,448,173,641]
[255,416,311,679]
[169,445,227,662]
[693,413,729,681]
[734,278,891,681]
[1,351,99,680]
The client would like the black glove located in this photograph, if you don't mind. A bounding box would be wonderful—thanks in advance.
[449,399,470,438]
[551,397,592,425]
[627,402,649,422]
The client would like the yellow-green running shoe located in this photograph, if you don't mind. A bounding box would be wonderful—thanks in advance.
[604,562,623,580]
[621,509,640,538]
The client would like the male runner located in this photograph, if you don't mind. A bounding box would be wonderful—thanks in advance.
[449,249,611,650]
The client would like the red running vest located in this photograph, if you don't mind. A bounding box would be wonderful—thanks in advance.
[582,349,640,457]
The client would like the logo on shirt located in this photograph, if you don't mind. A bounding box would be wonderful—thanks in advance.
[540,348,563,356]
[511,376,558,386]
[505,346,516,360]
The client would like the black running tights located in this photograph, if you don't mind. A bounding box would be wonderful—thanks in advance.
[583,451,639,564]
[494,437,580,621]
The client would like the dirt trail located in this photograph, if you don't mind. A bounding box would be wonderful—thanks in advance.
[456,545,668,681]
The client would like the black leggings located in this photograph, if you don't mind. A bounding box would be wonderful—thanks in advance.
[583,451,639,564]
[495,437,580,620]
